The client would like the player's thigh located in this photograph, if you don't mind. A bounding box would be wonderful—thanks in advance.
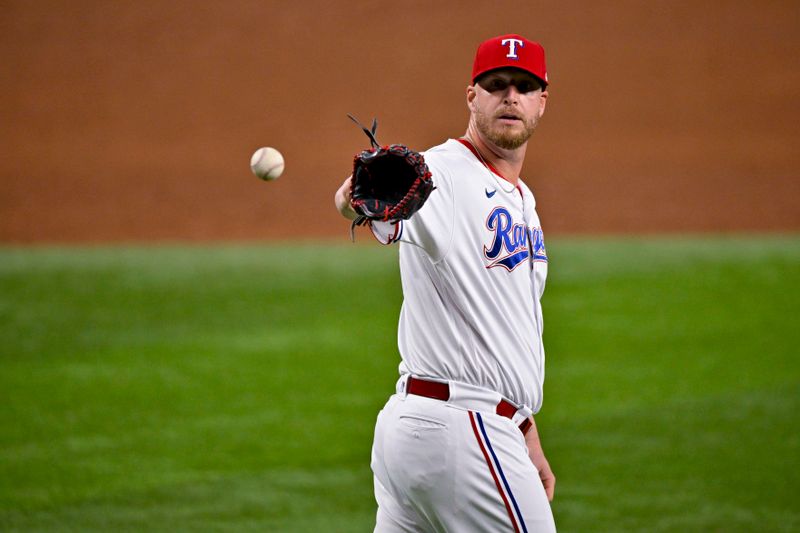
[446,410,555,533]
[373,475,430,533]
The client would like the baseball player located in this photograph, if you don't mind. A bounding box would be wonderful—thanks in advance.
[335,34,555,532]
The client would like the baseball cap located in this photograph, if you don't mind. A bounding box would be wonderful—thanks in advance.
[471,34,548,87]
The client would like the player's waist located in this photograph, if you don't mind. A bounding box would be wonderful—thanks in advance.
[397,374,533,434]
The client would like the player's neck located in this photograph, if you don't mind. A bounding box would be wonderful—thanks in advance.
[462,126,526,185]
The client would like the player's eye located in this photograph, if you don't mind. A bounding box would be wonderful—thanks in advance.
[481,78,508,92]
[492,80,508,92]
[517,82,533,93]
[513,80,540,94]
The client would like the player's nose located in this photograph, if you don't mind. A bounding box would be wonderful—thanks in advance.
[502,84,521,104]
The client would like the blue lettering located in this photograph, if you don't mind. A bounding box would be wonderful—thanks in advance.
[483,207,548,270]
[484,208,513,259]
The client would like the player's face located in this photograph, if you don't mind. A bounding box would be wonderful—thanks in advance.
[467,69,548,150]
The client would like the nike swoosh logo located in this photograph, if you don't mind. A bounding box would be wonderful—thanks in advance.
[485,188,497,198]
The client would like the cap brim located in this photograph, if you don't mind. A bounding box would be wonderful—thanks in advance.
[472,67,548,88]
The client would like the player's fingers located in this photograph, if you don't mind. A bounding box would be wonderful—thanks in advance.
[543,475,555,501]
[539,467,555,502]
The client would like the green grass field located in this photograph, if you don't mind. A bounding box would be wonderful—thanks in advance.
[1,236,798,532]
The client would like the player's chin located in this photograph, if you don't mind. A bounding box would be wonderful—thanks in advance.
[490,129,529,150]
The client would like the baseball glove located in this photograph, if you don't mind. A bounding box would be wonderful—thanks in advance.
[347,115,435,238]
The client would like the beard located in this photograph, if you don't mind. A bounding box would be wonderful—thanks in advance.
[474,107,539,150]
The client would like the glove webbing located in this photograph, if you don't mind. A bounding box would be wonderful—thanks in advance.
[348,114,379,239]
[348,114,380,149]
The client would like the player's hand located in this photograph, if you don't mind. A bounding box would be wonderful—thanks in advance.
[335,175,357,220]
[525,421,556,502]
[531,453,556,502]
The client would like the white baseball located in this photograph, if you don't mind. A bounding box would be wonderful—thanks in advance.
[250,147,284,181]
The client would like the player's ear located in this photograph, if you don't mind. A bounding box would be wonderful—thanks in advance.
[466,84,477,110]
[537,90,548,118]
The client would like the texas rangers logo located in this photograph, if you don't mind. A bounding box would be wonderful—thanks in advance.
[501,38,524,59]
[484,207,547,271]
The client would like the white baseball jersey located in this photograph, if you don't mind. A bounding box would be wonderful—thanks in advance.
[371,138,548,413]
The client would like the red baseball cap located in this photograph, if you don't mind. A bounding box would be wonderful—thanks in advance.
[472,34,548,87]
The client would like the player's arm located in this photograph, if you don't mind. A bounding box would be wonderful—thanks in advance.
[525,417,556,501]
[334,176,357,220]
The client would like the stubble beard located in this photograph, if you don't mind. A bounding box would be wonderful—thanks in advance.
[474,108,539,150]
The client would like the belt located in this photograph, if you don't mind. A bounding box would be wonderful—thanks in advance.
[406,376,532,435]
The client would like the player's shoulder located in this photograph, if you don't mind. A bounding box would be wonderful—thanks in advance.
[423,139,471,164]
[422,139,475,178]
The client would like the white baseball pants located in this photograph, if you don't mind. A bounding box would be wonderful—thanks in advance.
[371,385,556,532]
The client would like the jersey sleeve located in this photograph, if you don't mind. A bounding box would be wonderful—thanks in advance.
[369,154,455,262]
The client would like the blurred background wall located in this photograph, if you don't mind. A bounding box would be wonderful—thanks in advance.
[1,0,798,243]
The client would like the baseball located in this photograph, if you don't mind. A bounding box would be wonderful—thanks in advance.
[250,147,284,181]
